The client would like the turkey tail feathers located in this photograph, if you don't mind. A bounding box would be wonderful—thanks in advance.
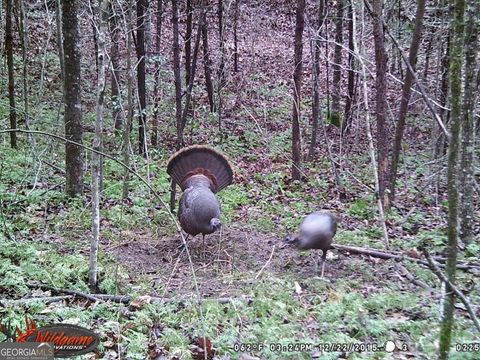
[167,145,233,192]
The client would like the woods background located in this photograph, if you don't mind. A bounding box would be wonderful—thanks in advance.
[0,0,479,359]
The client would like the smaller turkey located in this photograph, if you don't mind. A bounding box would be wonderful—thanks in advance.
[167,145,233,250]
[285,211,338,277]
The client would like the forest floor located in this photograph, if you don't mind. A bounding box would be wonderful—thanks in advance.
[1,1,480,359]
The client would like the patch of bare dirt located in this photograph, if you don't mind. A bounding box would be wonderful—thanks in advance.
[106,225,384,299]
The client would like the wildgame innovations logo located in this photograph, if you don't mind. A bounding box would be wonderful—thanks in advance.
[0,318,99,358]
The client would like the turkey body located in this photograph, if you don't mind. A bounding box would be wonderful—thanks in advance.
[166,145,233,242]
[179,184,221,236]
[286,211,338,277]
[295,211,337,251]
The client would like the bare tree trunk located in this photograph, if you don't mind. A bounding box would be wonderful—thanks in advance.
[439,0,464,357]
[152,0,163,146]
[432,30,450,161]
[171,0,183,149]
[372,0,389,209]
[6,0,17,149]
[331,0,343,126]
[233,0,239,73]
[356,0,389,248]
[136,0,147,156]
[90,0,108,291]
[90,0,99,75]
[342,0,355,135]
[389,0,426,204]
[459,1,478,245]
[308,0,325,159]
[292,0,305,181]
[62,0,84,197]
[185,0,193,85]
[123,0,134,199]
[180,8,206,134]
[202,17,215,112]
[18,0,31,139]
[109,2,122,131]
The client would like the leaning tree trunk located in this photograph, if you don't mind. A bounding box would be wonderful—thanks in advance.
[291,0,305,181]
[136,0,147,156]
[308,0,325,159]
[331,0,343,127]
[459,1,478,245]
[55,0,65,88]
[439,0,465,357]
[62,0,84,197]
[90,0,108,291]
[372,0,389,209]
[388,0,426,204]
[6,0,17,149]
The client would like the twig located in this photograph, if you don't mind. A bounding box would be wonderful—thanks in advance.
[0,296,72,306]
[395,263,428,288]
[254,245,276,280]
[422,249,480,333]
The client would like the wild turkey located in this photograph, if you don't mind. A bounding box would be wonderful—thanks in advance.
[167,145,233,248]
[285,211,337,277]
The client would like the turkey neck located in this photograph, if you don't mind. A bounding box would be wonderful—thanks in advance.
[182,174,215,191]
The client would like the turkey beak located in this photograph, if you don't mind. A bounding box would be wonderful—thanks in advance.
[284,235,299,246]
[211,218,221,232]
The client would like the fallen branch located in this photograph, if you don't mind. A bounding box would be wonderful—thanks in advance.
[23,282,253,306]
[422,249,480,333]
[27,282,105,303]
[332,244,480,270]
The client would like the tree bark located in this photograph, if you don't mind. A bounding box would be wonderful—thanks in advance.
[459,1,478,245]
[372,0,389,208]
[122,0,134,199]
[292,0,305,181]
[233,0,239,72]
[62,0,84,197]
[308,0,325,159]
[389,0,426,204]
[181,8,206,134]
[218,0,226,87]
[55,0,65,88]
[439,0,464,357]
[202,16,215,112]
[109,2,122,131]
[152,0,163,146]
[185,0,193,85]
[342,0,355,135]
[136,0,147,156]
[331,0,343,127]
[90,0,108,291]
[171,0,183,149]
[6,0,17,149]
